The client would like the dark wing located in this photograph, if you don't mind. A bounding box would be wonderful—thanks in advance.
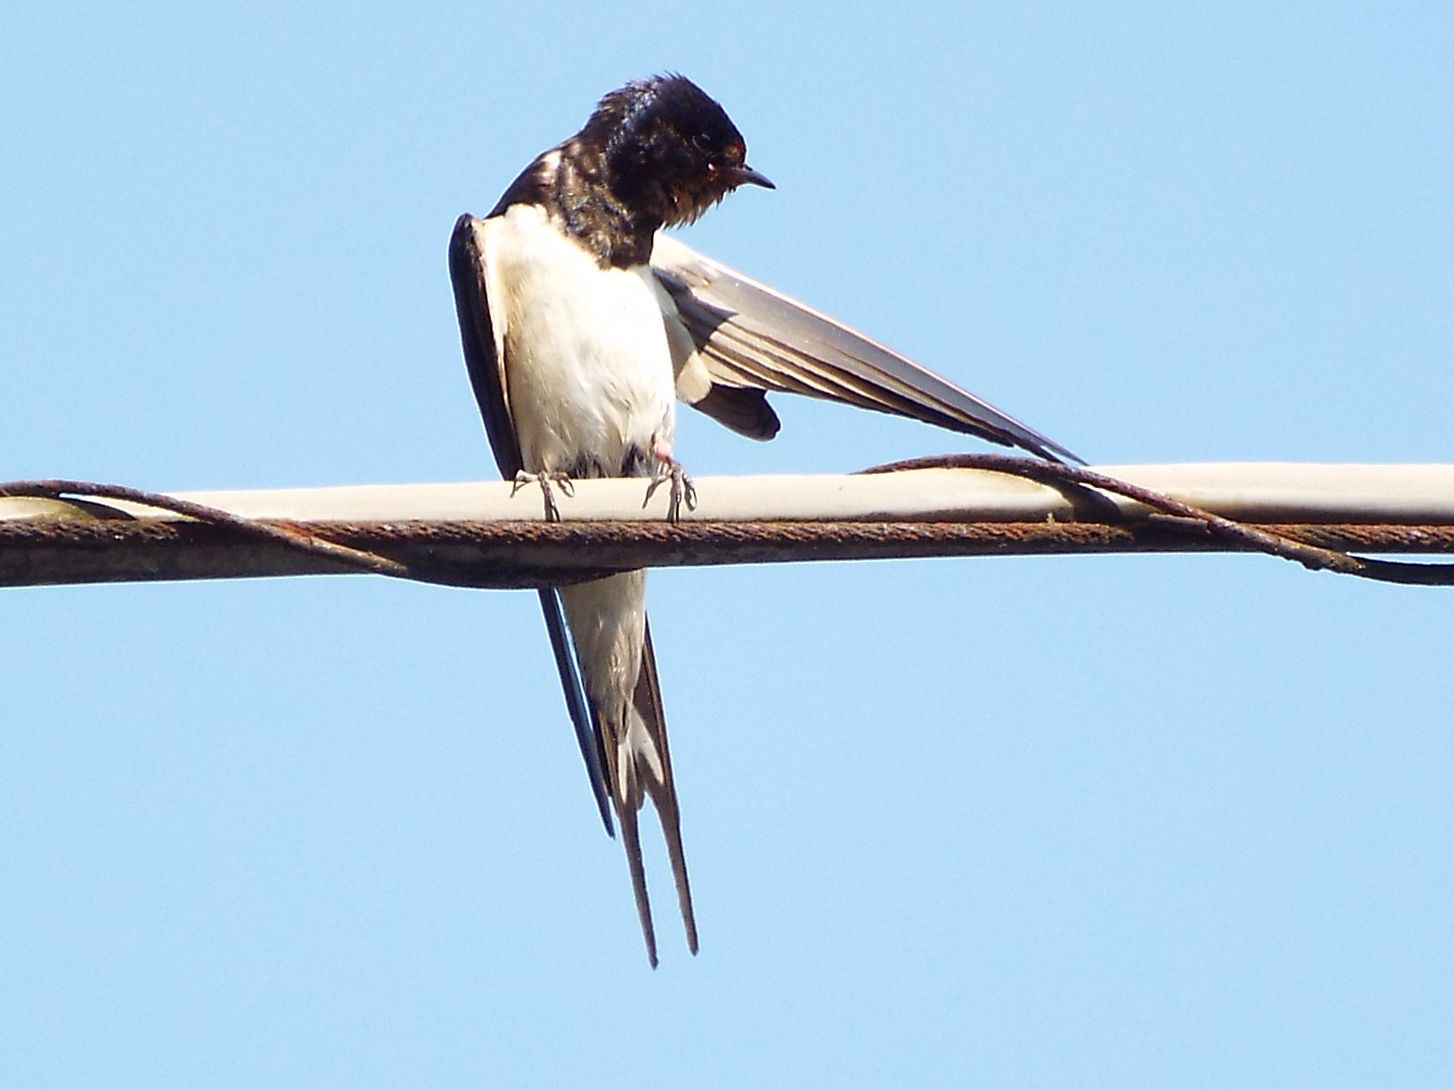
[651,234,1083,464]
[448,213,615,836]
[448,215,521,480]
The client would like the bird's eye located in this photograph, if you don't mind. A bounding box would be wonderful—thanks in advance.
[691,132,714,151]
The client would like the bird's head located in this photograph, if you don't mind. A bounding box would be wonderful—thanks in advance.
[587,74,773,228]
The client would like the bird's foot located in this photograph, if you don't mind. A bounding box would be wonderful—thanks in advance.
[511,469,575,522]
[645,455,696,524]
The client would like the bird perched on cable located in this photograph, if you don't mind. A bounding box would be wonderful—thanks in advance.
[448,74,1079,967]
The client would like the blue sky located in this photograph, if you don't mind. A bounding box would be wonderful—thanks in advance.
[3,3,1452,1086]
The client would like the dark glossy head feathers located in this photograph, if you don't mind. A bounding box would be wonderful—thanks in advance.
[491,74,771,267]
[583,74,772,228]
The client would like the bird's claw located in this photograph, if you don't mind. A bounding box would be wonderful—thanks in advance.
[512,469,575,522]
[645,458,697,524]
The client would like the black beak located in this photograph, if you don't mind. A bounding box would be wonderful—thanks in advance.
[734,164,775,190]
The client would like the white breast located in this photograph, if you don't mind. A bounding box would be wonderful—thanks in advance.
[486,203,676,477]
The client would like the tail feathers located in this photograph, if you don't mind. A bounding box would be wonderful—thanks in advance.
[634,626,698,956]
[536,588,614,836]
[601,698,665,968]
[600,622,698,966]
[615,802,659,968]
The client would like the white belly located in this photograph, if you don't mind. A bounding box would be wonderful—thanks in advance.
[489,203,676,477]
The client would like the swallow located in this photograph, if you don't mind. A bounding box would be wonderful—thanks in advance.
[448,74,1080,966]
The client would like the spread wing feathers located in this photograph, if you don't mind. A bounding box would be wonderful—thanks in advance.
[448,213,615,836]
[650,233,1084,464]
[602,621,698,968]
